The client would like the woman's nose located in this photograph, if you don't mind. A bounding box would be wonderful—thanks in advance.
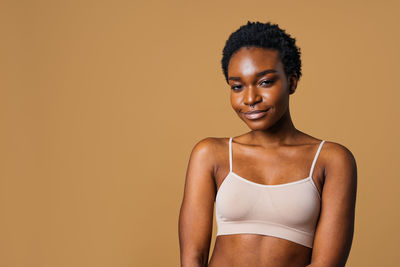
[243,86,261,106]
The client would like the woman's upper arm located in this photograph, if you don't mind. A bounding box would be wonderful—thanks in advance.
[178,137,217,266]
[310,142,358,267]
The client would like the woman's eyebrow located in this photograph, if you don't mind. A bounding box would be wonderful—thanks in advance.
[228,69,277,81]
[255,69,277,78]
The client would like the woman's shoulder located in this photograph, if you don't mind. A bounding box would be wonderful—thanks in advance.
[189,137,230,161]
[190,136,230,154]
[187,137,230,174]
[297,132,355,160]
[291,132,356,171]
[319,140,357,180]
[321,140,356,162]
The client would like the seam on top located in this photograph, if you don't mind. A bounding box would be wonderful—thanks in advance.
[219,219,313,236]
[230,171,312,188]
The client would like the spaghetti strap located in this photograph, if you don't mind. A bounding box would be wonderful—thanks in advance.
[309,140,326,178]
[229,137,233,172]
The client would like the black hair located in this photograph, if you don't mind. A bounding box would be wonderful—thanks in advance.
[221,21,302,84]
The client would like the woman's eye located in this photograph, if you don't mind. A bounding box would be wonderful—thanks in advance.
[260,79,274,87]
[231,85,243,91]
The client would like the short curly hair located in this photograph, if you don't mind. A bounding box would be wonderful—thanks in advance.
[221,21,302,84]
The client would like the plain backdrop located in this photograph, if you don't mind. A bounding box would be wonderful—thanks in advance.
[1,0,399,266]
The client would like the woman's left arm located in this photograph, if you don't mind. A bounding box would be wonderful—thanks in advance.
[307,142,358,267]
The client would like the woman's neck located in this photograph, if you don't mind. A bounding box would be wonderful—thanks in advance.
[245,108,299,147]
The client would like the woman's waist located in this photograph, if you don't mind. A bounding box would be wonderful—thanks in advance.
[209,234,311,267]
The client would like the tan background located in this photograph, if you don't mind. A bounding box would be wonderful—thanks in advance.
[1,0,399,266]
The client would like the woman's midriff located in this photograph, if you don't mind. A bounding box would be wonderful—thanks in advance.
[208,234,312,267]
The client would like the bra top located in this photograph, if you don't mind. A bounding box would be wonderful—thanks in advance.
[215,137,325,248]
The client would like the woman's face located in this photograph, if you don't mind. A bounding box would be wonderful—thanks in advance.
[227,46,297,131]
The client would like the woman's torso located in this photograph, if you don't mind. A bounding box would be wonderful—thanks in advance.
[208,134,326,267]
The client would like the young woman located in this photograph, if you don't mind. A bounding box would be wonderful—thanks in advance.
[178,21,357,267]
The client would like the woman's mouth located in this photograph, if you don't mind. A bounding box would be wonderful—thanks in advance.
[242,108,270,120]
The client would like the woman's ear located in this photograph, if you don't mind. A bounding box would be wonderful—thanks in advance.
[288,74,298,94]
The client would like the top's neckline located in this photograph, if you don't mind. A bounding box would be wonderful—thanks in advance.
[229,171,312,187]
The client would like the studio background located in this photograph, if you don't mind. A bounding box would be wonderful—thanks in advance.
[1,0,399,266]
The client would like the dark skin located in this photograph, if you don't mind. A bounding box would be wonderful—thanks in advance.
[179,47,357,267]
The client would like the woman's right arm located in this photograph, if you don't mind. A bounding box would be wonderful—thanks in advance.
[178,138,217,267]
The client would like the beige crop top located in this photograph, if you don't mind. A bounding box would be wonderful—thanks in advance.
[215,137,325,248]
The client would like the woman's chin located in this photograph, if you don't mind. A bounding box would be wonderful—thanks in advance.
[243,120,270,131]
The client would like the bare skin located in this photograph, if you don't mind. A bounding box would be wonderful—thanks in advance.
[178,47,357,267]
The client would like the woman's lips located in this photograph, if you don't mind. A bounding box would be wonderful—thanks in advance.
[243,108,270,120]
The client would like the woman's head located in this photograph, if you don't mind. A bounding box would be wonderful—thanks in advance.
[221,21,302,84]
[222,21,302,131]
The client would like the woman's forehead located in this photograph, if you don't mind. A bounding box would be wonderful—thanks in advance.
[227,47,283,78]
